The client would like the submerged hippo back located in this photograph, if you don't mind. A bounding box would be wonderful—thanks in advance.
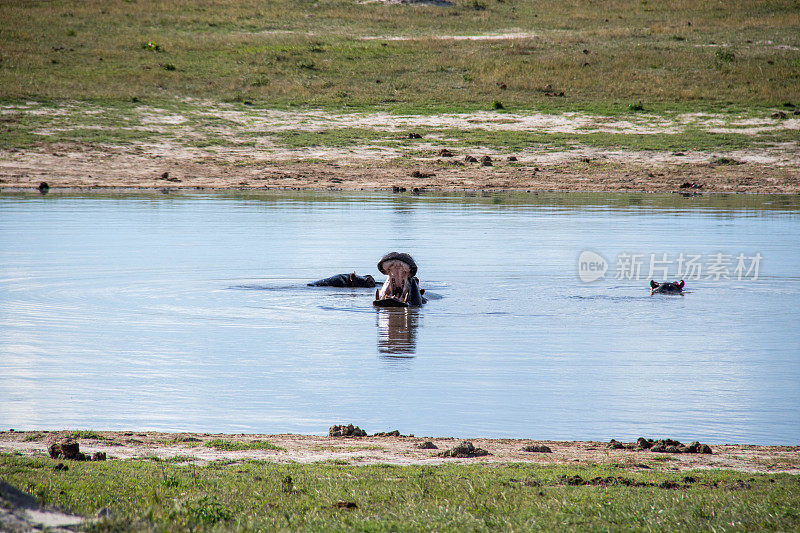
[309,273,375,288]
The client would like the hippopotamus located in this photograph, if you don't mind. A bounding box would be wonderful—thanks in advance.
[308,272,376,288]
[650,280,685,295]
[373,252,427,307]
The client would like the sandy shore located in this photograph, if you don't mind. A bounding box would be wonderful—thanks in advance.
[2,431,798,474]
[1,145,799,194]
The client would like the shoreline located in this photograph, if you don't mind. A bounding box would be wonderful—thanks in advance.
[2,146,799,195]
[2,430,798,474]
[3,184,800,196]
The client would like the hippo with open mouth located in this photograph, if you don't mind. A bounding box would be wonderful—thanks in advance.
[373,252,427,307]
[650,280,685,295]
[308,272,376,288]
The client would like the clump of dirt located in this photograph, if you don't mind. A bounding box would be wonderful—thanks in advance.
[438,441,490,458]
[329,424,367,437]
[608,437,713,454]
[635,437,713,454]
[373,430,413,437]
[48,438,105,461]
[522,444,552,453]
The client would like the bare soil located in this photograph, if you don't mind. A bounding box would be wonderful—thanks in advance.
[2,143,799,194]
[2,431,798,474]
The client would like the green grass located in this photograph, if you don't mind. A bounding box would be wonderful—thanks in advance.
[1,99,794,156]
[1,452,799,531]
[0,0,797,109]
[203,439,285,452]
[0,1,796,164]
[65,431,108,440]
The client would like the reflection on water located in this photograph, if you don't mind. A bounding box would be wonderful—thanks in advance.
[377,308,419,357]
[1,190,799,443]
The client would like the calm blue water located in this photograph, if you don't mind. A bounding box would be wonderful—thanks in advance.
[1,190,798,444]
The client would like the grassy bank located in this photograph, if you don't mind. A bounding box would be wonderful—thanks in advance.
[1,452,799,531]
[0,0,797,110]
[1,98,795,156]
[1,1,797,191]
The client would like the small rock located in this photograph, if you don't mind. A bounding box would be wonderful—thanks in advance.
[53,463,68,471]
[373,430,401,437]
[683,476,697,483]
[562,475,585,485]
[408,132,422,139]
[37,182,50,193]
[438,148,454,157]
[464,155,478,163]
[480,155,493,167]
[636,437,653,450]
[160,172,169,180]
[391,186,406,193]
[522,444,552,453]
[329,424,367,437]
[93,452,107,461]
[507,156,518,161]
[439,441,490,458]
[417,441,438,449]
[608,439,625,450]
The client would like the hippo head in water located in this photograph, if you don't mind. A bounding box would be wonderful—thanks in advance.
[650,280,685,295]
[374,252,426,307]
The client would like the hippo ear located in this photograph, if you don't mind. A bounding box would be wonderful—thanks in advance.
[650,280,658,289]
[678,280,685,289]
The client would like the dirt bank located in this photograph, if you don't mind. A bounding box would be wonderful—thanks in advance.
[1,431,798,474]
[2,104,799,194]
[2,144,799,194]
